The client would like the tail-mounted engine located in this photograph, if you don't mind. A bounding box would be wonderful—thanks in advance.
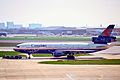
[92,36,117,44]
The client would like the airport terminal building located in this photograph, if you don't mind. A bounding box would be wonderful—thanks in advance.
[0,22,120,36]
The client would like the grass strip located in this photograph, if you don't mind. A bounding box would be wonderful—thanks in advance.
[0,51,91,57]
[39,59,120,65]
[0,36,91,41]
[0,51,20,57]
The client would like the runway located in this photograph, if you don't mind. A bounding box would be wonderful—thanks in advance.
[0,59,120,80]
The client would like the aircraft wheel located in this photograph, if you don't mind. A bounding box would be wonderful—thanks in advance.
[28,54,31,59]
[67,55,75,60]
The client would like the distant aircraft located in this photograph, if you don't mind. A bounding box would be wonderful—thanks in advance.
[14,25,117,59]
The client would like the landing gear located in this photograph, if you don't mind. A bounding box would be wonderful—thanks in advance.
[67,55,75,60]
[67,52,75,60]
[28,53,31,59]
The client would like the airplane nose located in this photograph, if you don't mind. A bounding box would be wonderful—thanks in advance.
[13,48,19,52]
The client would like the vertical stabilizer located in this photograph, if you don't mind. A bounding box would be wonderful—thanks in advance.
[100,25,115,37]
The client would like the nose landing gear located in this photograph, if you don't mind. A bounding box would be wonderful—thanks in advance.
[27,53,33,59]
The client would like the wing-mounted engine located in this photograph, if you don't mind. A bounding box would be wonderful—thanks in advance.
[52,50,66,57]
[92,36,116,44]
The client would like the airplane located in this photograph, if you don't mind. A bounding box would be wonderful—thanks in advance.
[13,25,117,59]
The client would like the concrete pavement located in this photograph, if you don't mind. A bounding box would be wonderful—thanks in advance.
[0,59,120,80]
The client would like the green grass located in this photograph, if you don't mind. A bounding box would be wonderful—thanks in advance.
[0,36,91,41]
[39,59,120,65]
[0,36,91,47]
[0,51,92,57]
[0,36,120,41]
[32,54,52,57]
[75,53,92,56]
[0,51,53,57]
[32,53,91,57]
[0,51,52,57]
[0,51,21,57]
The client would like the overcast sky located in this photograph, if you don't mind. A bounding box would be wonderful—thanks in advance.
[0,0,120,27]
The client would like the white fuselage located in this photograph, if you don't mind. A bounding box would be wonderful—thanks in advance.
[16,42,107,49]
[14,42,108,54]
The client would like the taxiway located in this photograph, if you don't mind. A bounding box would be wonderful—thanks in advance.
[0,59,120,80]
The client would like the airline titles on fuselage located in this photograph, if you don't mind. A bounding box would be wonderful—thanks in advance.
[31,44,47,48]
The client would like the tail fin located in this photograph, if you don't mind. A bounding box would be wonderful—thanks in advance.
[100,25,114,37]
[92,25,116,44]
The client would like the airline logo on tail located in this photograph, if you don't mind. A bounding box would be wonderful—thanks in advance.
[92,25,116,44]
[100,25,115,37]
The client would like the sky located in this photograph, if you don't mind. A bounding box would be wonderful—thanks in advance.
[0,0,120,27]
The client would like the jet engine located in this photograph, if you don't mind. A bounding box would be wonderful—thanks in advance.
[92,36,116,44]
[52,50,66,57]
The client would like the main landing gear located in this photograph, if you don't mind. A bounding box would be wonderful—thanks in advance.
[67,52,75,60]
[67,55,75,60]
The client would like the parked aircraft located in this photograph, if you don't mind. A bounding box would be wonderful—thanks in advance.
[14,25,117,59]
